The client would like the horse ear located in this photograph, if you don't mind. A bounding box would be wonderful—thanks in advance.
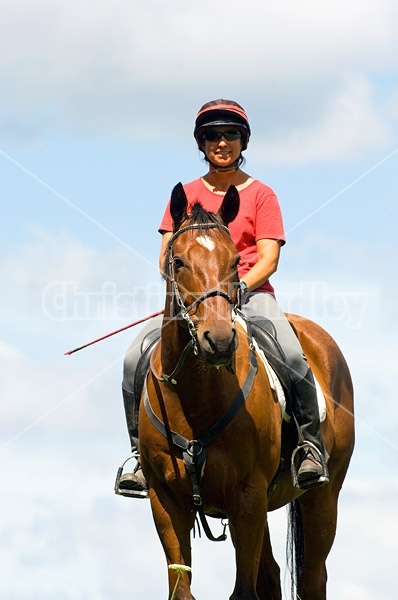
[170,182,188,231]
[218,185,240,225]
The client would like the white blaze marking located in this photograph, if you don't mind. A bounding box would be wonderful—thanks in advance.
[196,235,215,251]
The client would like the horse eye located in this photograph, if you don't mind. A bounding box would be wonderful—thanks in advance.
[173,257,185,270]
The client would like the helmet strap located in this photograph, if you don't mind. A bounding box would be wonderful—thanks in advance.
[207,157,241,173]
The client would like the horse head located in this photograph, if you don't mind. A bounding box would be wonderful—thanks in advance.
[165,182,240,366]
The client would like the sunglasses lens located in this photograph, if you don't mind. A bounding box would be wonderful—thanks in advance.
[223,130,241,141]
[203,130,220,141]
[203,129,241,142]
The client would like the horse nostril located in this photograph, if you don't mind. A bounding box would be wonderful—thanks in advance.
[203,330,214,350]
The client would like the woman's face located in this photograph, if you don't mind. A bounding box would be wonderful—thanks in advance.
[201,127,243,169]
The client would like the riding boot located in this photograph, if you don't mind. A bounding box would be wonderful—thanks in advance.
[114,387,148,498]
[291,368,329,490]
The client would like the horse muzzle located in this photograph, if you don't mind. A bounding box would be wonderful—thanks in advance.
[198,327,238,367]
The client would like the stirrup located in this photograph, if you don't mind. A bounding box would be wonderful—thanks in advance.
[114,452,149,499]
[291,442,329,491]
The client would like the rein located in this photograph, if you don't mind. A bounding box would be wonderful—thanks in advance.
[150,337,196,385]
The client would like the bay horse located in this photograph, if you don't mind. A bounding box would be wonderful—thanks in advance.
[138,182,355,600]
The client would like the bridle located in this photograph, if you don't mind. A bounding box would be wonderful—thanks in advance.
[166,222,237,355]
[150,221,238,384]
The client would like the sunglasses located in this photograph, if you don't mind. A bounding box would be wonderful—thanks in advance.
[202,129,242,142]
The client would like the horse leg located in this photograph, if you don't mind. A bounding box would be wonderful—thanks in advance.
[149,484,196,600]
[256,518,282,600]
[294,485,339,600]
[228,487,268,600]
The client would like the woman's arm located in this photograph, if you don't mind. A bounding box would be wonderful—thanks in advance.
[242,238,281,291]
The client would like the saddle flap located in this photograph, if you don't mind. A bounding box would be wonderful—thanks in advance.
[248,318,293,404]
[134,329,161,399]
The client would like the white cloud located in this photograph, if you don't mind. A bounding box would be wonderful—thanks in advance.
[1,0,397,163]
[385,88,398,121]
[0,227,160,336]
[251,77,392,165]
[1,442,397,599]
[0,229,163,441]
[0,340,25,361]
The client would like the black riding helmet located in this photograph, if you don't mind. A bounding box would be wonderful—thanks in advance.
[194,99,251,152]
[193,99,250,172]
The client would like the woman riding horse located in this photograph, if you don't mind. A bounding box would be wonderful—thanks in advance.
[116,99,329,496]
[116,99,328,497]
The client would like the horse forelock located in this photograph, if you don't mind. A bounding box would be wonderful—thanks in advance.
[188,201,222,230]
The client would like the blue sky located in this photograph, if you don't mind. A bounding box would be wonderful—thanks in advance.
[1,1,397,599]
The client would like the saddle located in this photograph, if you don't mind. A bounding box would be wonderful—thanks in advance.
[241,315,294,416]
[238,314,326,423]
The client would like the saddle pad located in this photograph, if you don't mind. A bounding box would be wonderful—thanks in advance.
[235,317,326,423]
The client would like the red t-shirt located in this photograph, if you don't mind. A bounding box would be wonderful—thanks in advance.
[158,178,285,295]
